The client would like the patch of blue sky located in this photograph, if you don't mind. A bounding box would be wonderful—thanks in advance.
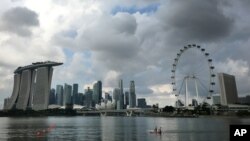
[63,48,74,65]
[111,3,160,15]
[83,50,92,68]
[63,48,92,68]
[62,29,78,39]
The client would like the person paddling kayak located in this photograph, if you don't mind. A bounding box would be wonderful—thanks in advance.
[157,127,162,134]
[154,126,157,133]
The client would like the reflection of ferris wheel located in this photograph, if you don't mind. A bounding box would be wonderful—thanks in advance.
[171,44,216,107]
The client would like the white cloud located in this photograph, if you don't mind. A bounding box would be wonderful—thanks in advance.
[150,84,172,94]
[216,58,249,78]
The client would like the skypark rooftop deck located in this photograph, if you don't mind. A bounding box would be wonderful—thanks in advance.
[14,61,63,73]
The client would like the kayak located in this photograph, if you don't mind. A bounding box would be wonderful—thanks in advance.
[148,130,162,134]
[148,130,155,133]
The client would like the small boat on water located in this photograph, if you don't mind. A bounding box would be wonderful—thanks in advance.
[148,127,162,135]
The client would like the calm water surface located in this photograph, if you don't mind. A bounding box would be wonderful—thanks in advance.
[0,116,249,141]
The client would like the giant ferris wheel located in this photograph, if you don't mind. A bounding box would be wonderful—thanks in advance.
[171,44,216,107]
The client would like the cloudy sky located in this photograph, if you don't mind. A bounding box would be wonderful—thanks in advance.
[0,0,250,108]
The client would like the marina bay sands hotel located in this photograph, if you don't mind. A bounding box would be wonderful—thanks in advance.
[4,61,62,111]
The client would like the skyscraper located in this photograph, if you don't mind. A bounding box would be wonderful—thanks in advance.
[56,85,63,106]
[85,87,93,108]
[137,98,146,108]
[118,79,124,109]
[5,61,62,111]
[49,88,56,104]
[78,93,84,105]
[125,91,129,108]
[218,73,238,105]
[129,81,136,108]
[63,83,72,106]
[72,83,78,104]
[93,81,102,105]
[105,92,112,102]
[113,88,120,110]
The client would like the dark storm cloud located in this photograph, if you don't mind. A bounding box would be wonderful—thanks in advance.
[0,7,39,36]
[158,0,234,42]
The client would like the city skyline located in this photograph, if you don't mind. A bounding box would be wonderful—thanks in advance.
[1,0,250,108]
[45,79,143,109]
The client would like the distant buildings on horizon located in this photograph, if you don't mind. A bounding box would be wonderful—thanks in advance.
[48,79,151,110]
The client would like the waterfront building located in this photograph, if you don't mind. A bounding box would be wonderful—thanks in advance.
[105,92,112,102]
[93,81,102,105]
[85,87,93,108]
[129,81,136,108]
[218,73,238,105]
[192,99,198,107]
[78,93,84,105]
[49,88,56,104]
[56,85,64,106]
[213,95,221,105]
[119,79,124,109]
[72,84,78,104]
[113,88,120,109]
[63,83,72,106]
[238,95,250,105]
[125,91,129,108]
[137,98,147,108]
[5,61,62,111]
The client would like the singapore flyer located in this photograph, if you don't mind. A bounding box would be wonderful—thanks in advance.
[171,44,216,108]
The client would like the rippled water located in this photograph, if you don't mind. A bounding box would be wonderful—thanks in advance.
[0,116,249,141]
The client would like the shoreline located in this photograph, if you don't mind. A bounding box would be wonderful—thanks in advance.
[1,109,250,118]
